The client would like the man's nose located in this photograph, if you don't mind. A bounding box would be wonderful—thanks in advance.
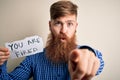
[60,24,67,34]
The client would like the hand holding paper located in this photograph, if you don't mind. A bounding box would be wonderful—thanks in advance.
[5,35,43,58]
[0,47,10,65]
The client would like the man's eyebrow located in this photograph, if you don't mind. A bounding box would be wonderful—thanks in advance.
[53,20,61,23]
[52,19,60,22]
[66,20,76,22]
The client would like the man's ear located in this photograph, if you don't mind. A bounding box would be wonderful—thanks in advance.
[76,22,78,29]
[49,21,52,31]
[75,22,78,33]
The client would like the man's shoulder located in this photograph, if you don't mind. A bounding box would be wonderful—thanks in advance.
[77,45,96,54]
[77,45,92,48]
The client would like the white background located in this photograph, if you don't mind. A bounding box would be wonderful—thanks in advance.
[0,0,120,80]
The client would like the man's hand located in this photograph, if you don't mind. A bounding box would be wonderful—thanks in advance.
[68,49,100,80]
[0,47,10,65]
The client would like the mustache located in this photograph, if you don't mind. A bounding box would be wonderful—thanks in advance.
[58,33,68,39]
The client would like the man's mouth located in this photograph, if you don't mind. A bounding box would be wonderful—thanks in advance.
[61,37,66,40]
[59,34,68,42]
[60,37,67,42]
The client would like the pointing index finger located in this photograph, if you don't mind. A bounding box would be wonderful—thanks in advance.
[69,50,80,63]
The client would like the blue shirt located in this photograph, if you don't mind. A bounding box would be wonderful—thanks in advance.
[0,46,104,80]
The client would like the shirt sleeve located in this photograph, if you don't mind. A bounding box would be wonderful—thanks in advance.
[0,61,13,80]
[79,45,104,75]
[0,56,33,80]
[94,49,104,75]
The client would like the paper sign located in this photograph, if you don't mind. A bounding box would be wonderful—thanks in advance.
[5,35,43,58]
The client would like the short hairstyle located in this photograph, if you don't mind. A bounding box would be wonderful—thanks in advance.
[50,0,78,20]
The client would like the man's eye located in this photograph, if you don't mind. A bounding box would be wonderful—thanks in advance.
[54,22,62,26]
[67,22,73,27]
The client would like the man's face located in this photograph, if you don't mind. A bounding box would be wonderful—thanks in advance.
[49,14,78,43]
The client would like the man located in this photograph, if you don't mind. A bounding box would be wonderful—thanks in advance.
[0,0,104,80]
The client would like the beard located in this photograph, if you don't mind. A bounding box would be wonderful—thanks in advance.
[45,33,77,63]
